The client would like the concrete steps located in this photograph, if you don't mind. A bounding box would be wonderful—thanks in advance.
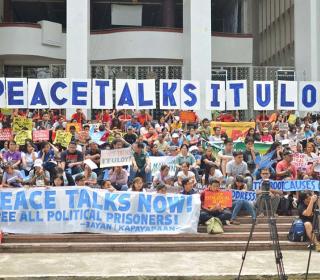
[3,232,290,243]
[0,215,306,253]
[198,223,292,233]
[0,241,308,253]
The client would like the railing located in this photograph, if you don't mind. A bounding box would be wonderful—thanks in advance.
[0,22,41,28]
[0,23,254,38]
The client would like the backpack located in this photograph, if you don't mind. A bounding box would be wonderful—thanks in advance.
[287,219,306,242]
[206,217,224,234]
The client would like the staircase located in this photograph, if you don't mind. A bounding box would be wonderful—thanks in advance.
[0,216,308,253]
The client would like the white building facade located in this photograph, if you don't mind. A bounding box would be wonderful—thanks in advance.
[0,0,319,118]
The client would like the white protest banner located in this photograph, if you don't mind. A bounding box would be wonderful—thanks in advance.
[292,153,307,169]
[48,79,70,109]
[180,80,200,110]
[206,81,225,111]
[150,156,176,176]
[299,82,320,112]
[277,81,298,110]
[7,78,320,111]
[6,78,28,108]
[28,79,49,109]
[92,79,113,109]
[0,187,201,234]
[226,80,248,110]
[137,79,156,109]
[253,81,274,111]
[116,79,137,109]
[0,78,6,108]
[160,79,180,109]
[100,147,132,168]
[83,159,98,170]
[232,190,257,202]
[253,180,320,192]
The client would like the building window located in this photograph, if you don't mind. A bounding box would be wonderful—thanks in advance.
[10,0,66,28]
[4,65,50,78]
[212,0,242,33]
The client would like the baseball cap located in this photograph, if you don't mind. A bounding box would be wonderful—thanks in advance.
[172,133,179,138]
[34,159,43,168]
[189,146,199,153]
[127,126,133,130]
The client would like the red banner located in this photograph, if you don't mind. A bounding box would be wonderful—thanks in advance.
[204,190,233,209]
[33,130,50,142]
[180,111,197,123]
[0,128,12,141]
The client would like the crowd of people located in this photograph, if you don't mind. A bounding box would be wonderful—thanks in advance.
[0,108,319,250]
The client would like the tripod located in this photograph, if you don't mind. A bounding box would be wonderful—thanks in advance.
[305,195,319,280]
[236,192,287,280]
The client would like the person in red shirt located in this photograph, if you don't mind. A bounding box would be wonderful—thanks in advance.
[218,112,235,122]
[96,109,112,124]
[143,127,158,145]
[71,109,86,124]
[260,127,273,142]
[276,149,297,180]
[256,111,269,122]
[0,111,4,122]
[12,109,27,118]
[137,109,152,125]
[102,109,112,123]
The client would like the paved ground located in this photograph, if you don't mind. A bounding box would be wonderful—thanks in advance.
[0,250,319,279]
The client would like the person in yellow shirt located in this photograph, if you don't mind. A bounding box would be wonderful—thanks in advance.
[287,111,297,126]
[170,116,182,132]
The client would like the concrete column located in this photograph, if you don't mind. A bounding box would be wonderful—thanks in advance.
[250,0,260,65]
[241,0,250,33]
[294,0,320,81]
[162,0,175,27]
[66,0,90,120]
[183,0,212,119]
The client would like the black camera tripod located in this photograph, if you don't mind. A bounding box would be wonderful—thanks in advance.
[236,191,287,280]
[305,194,319,280]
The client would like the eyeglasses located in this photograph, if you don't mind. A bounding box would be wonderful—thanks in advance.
[261,173,269,175]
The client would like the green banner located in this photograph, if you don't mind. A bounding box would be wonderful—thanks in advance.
[210,141,272,156]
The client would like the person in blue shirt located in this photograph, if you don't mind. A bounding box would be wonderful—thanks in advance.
[304,124,314,139]
[169,133,183,147]
[148,144,165,157]
[38,142,57,176]
[181,177,197,195]
[125,115,141,132]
